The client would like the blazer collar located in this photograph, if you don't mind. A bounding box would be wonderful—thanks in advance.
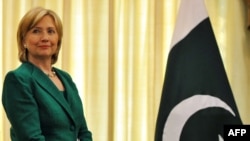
[27,62,76,124]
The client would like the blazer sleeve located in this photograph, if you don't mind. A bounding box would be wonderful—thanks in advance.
[78,114,93,141]
[2,72,45,141]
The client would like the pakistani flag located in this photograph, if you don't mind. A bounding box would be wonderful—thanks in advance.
[154,0,242,141]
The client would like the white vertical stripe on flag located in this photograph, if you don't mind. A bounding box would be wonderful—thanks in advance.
[170,0,208,48]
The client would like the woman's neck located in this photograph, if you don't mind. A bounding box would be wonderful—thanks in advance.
[28,58,53,73]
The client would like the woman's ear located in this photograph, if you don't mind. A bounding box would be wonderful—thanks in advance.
[22,40,27,48]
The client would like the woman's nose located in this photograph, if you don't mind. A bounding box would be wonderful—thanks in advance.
[41,32,49,41]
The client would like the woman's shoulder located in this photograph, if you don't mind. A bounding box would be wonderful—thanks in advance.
[53,67,70,76]
[3,62,35,84]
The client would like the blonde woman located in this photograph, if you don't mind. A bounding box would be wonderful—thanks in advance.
[2,7,92,141]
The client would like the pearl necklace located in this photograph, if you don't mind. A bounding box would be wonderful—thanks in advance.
[47,70,56,78]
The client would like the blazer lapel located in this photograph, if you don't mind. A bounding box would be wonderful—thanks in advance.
[31,66,76,124]
[55,69,77,109]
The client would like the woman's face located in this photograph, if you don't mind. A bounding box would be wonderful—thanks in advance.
[24,15,59,62]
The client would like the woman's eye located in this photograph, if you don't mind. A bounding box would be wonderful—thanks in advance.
[48,29,56,34]
[32,29,41,33]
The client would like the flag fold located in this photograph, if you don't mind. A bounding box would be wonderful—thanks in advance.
[155,0,242,141]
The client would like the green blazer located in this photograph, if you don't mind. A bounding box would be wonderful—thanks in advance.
[2,62,92,141]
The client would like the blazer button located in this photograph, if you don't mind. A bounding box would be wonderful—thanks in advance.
[70,125,75,131]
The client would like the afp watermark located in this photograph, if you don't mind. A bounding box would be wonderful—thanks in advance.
[224,125,250,141]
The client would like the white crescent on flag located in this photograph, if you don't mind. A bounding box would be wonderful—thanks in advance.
[162,95,236,141]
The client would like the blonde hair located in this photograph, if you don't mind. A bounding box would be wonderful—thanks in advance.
[17,7,63,64]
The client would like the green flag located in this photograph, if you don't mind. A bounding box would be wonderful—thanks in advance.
[155,0,242,140]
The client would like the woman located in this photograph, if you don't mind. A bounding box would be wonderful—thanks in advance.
[2,7,92,141]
